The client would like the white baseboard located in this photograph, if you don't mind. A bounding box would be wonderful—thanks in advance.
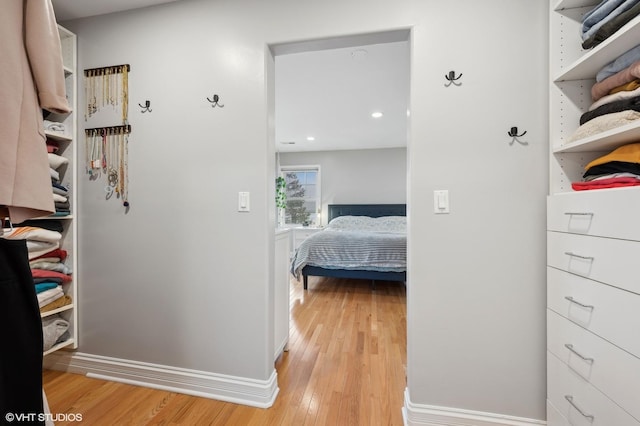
[403,388,546,426]
[44,351,279,408]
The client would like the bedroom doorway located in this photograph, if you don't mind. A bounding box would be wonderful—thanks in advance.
[268,29,410,419]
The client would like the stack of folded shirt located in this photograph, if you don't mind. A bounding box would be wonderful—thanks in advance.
[48,152,70,215]
[567,44,640,143]
[581,0,640,49]
[30,246,72,312]
[573,142,640,190]
[5,220,73,312]
[51,182,70,216]
[42,314,70,351]
[3,225,61,260]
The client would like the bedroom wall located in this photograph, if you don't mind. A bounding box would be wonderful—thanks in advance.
[278,148,407,225]
[58,0,548,421]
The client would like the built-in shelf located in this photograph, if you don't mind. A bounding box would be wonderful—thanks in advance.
[43,338,75,356]
[45,130,73,142]
[553,15,640,82]
[41,304,74,318]
[554,121,640,153]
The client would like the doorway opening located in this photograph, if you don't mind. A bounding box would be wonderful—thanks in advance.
[268,29,411,421]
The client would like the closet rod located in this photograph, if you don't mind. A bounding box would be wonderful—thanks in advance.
[84,125,132,135]
[83,64,130,76]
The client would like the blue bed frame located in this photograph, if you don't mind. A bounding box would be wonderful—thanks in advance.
[301,203,407,290]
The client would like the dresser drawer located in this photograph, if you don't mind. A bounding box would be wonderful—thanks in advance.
[547,267,640,358]
[547,231,640,295]
[547,399,570,426]
[547,310,640,420]
[547,352,640,426]
[548,188,640,241]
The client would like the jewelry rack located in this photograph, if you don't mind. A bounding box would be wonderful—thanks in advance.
[84,64,130,122]
[83,64,130,76]
[84,63,131,210]
[84,125,131,208]
[84,125,131,135]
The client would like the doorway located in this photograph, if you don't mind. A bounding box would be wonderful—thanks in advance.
[268,29,411,420]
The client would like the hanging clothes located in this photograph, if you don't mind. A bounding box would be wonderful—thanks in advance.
[1,1,69,424]
[0,0,70,224]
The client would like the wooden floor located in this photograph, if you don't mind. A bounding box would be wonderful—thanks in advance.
[43,276,407,425]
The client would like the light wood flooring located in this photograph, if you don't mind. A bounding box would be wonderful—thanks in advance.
[43,276,407,425]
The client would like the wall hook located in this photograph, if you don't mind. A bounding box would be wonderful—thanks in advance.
[445,70,462,86]
[207,94,224,108]
[138,100,152,113]
[507,126,527,137]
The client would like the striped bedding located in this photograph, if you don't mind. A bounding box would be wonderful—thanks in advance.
[290,216,407,278]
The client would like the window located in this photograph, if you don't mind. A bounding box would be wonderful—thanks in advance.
[279,166,320,226]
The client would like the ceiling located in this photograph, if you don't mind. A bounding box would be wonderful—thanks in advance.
[51,0,182,21]
[51,0,410,153]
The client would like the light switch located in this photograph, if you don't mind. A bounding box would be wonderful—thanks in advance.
[433,190,450,214]
[238,191,250,212]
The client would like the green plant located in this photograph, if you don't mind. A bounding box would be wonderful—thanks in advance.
[275,176,286,209]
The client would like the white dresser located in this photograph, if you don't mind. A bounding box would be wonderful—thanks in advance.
[546,189,640,425]
[548,0,640,423]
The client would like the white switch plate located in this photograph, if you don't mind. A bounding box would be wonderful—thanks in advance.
[433,190,449,214]
[238,191,250,212]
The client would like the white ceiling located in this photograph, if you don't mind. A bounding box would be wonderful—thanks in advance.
[51,0,182,21]
[51,1,410,153]
[275,39,409,153]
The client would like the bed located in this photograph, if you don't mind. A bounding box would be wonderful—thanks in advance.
[291,204,407,290]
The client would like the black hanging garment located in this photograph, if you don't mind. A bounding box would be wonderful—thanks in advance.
[0,238,44,425]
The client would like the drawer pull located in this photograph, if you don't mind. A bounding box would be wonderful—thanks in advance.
[564,344,594,363]
[564,296,594,310]
[565,395,594,421]
[564,251,594,261]
[563,212,594,217]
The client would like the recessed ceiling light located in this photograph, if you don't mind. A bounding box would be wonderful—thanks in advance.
[280,141,296,145]
[306,136,315,141]
[371,112,383,118]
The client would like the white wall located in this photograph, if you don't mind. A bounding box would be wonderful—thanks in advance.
[61,0,548,420]
[279,148,407,225]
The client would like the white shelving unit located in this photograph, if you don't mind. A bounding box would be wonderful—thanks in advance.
[42,25,78,356]
[548,2,640,424]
